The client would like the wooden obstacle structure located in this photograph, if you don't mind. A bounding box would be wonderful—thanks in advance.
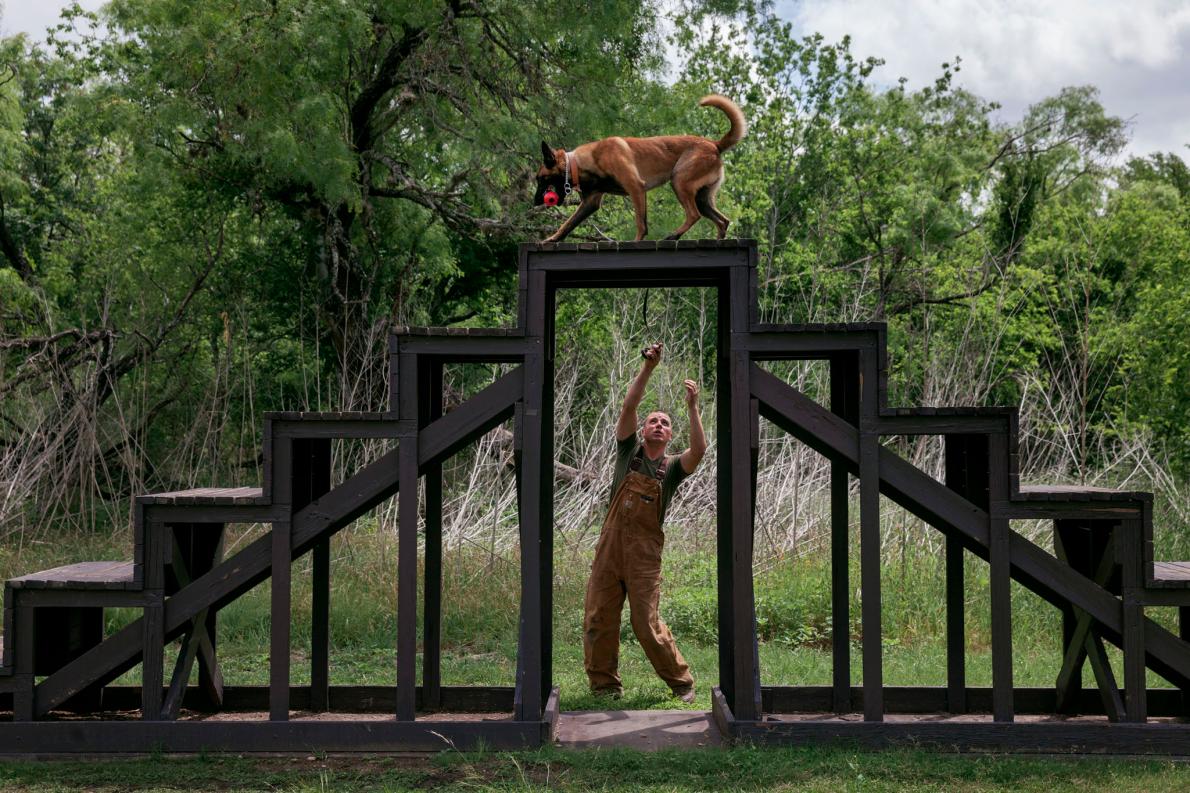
[4,240,1190,754]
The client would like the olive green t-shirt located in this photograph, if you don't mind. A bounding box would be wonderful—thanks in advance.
[609,436,689,526]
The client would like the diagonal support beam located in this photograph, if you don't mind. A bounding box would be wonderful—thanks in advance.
[1055,544,1117,713]
[33,368,523,717]
[162,539,223,720]
[749,363,1190,689]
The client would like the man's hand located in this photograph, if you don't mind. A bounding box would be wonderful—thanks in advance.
[679,379,706,475]
[618,342,663,441]
[642,342,663,369]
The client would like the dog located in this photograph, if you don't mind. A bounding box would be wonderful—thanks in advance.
[534,95,746,242]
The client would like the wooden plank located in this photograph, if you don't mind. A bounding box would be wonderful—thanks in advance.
[1120,519,1147,722]
[742,331,879,358]
[539,287,557,706]
[943,434,973,714]
[13,594,33,721]
[878,415,1008,435]
[422,359,443,711]
[294,437,332,713]
[396,432,419,721]
[715,284,735,713]
[988,433,1013,723]
[725,719,1190,755]
[858,348,882,722]
[390,336,531,360]
[759,684,1190,715]
[270,518,291,722]
[141,518,165,722]
[711,686,734,743]
[731,347,758,721]
[8,562,134,590]
[0,720,545,754]
[1083,633,1124,722]
[514,346,544,721]
[526,247,749,275]
[829,352,856,714]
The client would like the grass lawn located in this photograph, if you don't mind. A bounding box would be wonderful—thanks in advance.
[2,746,1190,791]
[4,528,1190,790]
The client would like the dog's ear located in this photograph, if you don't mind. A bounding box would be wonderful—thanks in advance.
[540,141,557,169]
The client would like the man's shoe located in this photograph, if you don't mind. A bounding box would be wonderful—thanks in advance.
[672,685,696,704]
[592,687,623,700]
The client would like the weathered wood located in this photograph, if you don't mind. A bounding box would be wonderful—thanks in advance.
[270,518,292,722]
[0,720,546,753]
[988,433,1013,722]
[758,684,1190,716]
[725,719,1190,755]
[750,365,1190,688]
[514,272,546,722]
[422,360,444,711]
[829,352,857,714]
[8,562,134,590]
[396,432,419,721]
[857,347,882,722]
[1119,519,1147,722]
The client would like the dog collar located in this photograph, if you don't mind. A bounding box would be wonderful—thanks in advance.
[564,151,580,196]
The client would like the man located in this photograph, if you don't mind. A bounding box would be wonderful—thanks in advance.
[583,342,707,703]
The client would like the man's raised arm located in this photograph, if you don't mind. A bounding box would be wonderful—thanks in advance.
[616,342,662,441]
[679,379,706,474]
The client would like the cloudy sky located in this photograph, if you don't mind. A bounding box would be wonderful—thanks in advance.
[781,0,1190,158]
[4,0,1188,158]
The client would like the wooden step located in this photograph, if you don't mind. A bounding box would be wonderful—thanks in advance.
[263,410,393,421]
[137,486,266,506]
[1149,562,1190,589]
[1016,485,1150,503]
[6,561,135,590]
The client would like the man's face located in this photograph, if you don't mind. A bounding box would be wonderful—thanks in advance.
[642,411,673,446]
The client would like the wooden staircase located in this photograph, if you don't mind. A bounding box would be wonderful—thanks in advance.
[3,239,1190,755]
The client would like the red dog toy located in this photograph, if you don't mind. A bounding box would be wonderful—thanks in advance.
[543,189,560,206]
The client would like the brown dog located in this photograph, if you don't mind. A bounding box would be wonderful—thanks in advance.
[534,95,746,242]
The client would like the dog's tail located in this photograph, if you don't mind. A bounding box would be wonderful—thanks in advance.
[700,94,747,152]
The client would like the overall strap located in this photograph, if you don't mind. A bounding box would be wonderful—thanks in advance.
[629,447,668,481]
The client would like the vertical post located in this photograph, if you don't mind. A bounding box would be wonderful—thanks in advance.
[292,437,332,713]
[715,280,736,712]
[729,264,759,721]
[942,435,970,714]
[540,286,557,707]
[514,267,547,721]
[1118,518,1146,723]
[1053,519,1087,712]
[858,346,882,721]
[13,593,34,721]
[988,432,1013,722]
[829,352,857,713]
[396,349,420,722]
[141,518,166,721]
[421,360,444,710]
[1181,607,1190,717]
[270,518,292,721]
[268,433,294,723]
[396,429,420,721]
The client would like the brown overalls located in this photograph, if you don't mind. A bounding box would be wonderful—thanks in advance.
[583,450,694,693]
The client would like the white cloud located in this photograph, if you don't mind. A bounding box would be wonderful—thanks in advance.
[781,0,1190,158]
[1,0,104,39]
